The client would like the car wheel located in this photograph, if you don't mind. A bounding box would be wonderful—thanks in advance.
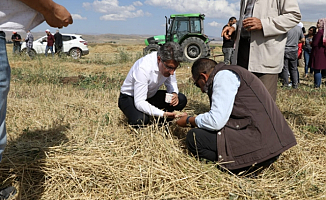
[69,48,81,59]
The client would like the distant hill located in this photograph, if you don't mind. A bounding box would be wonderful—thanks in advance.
[4,21,316,44]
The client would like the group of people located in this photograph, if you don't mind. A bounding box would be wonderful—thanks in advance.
[9,28,63,58]
[0,0,72,198]
[222,16,326,89]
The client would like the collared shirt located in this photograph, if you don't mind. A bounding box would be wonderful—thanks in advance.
[195,70,240,131]
[120,52,179,117]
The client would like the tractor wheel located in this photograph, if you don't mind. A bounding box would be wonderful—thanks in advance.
[181,37,209,62]
[143,44,160,55]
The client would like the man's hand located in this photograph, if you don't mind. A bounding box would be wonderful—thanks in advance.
[243,17,262,31]
[170,93,179,106]
[176,115,196,127]
[43,3,73,28]
[222,26,235,40]
[18,0,73,28]
[176,115,188,127]
[163,112,176,119]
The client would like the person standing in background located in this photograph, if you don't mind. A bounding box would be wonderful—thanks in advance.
[309,18,326,88]
[221,17,237,65]
[11,31,21,54]
[0,0,72,198]
[25,30,34,59]
[303,26,317,78]
[54,29,63,56]
[45,29,55,57]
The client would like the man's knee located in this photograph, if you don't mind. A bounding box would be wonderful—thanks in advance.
[128,114,150,126]
[176,93,187,110]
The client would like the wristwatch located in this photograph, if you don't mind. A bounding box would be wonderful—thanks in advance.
[186,116,192,125]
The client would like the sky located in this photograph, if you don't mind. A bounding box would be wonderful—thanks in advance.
[35,0,326,37]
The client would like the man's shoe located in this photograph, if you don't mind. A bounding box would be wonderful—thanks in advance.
[0,186,17,200]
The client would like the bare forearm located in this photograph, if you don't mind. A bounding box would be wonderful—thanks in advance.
[17,0,73,28]
[18,0,54,15]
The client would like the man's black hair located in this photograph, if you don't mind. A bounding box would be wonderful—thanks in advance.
[192,58,217,80]
[158,42,183,62]
[229,17,236,22]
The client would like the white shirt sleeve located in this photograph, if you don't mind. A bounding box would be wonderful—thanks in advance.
[195,70,240,131]
[164,74,179,94]
[133,67,165,117]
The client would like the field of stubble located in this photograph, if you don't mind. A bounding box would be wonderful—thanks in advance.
[1,42,326,199]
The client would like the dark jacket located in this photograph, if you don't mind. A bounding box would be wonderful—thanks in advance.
[309,29,326,70]
[205,63,296,170]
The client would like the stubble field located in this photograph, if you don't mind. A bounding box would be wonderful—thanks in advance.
[1,42,326,199]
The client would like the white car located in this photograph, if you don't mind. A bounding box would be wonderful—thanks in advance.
[21,33,89,59]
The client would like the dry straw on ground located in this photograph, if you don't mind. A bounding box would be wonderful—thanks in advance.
[0,43,326,199]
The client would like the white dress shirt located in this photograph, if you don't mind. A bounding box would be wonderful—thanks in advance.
[120,52,179,117]
[195,70,240,131]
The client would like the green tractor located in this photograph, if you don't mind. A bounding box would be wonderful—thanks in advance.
[143,13,210,62]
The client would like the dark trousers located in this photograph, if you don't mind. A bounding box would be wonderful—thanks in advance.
[280,50,299,88]
[237,37,278,101]
[186,128,279,174]
[118,90,187,126]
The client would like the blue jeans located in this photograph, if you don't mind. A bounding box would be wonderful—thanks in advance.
[0,32,11,162]
[12,45,21,55]
[304,50,311,75]
[222,47,234,65]
[45,45,54,57]
[313,69,322,88]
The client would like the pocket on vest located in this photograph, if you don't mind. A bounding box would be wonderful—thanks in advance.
[224,119,262,157]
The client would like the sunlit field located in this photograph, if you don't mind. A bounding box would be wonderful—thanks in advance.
[1,42,326,199]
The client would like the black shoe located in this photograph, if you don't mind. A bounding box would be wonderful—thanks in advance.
[0,186,17,200]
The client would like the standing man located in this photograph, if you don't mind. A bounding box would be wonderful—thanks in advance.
[25,30,34,59]
[221,17,236,65]
[54,29,63,56]
[118,42,187,126]
[0,0,72,198]
[280,24,305,88]
[225,0,301,100]
[176,58,296,175]
[11,31,21,54]
[45,29,55,57]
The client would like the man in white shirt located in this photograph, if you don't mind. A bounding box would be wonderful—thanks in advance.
[119,42,187,126]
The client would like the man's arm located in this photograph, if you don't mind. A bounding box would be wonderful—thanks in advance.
[260,0,301,37]
[18,0,73,28]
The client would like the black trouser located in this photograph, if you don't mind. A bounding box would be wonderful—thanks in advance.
[186,128,279,174]
[118,90,187,126]
[280,50,299,88]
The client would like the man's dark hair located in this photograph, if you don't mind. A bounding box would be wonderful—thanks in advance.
[309,26,317,35]
[192,58,217,80]
[158,42,183,62]
[229,17,236,22]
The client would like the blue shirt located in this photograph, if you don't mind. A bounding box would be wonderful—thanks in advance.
[195,70,240,131]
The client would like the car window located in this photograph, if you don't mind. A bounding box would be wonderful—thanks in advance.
[62,35,72,41]
[72,36,76,40]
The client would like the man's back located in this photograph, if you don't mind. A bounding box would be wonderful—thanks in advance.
[285,25,304,52]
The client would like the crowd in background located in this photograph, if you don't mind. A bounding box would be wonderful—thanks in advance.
[221,18,326,88]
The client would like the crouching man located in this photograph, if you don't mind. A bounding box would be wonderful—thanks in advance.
[119,42,187,126]
[176,58,296,174]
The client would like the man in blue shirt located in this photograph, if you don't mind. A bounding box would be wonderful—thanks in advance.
[176,58,296,175]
